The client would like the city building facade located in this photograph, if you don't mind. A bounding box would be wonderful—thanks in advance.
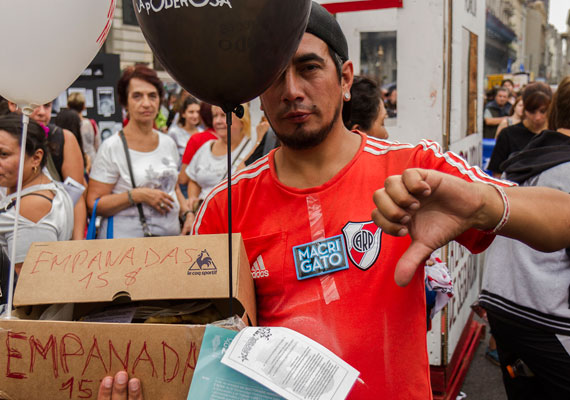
[485,0,566,83]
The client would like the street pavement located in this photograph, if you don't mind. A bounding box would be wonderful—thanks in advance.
[460,317,507,400]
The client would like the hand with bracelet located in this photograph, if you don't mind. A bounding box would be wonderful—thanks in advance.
[128,188,175,216]
[180,208,195,235]
[372,168,570,287]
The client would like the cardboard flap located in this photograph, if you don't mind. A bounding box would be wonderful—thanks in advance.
[14,234,251,310]
[0,319,204,400]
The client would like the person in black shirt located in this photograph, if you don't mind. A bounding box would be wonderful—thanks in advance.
[487,82,552,177]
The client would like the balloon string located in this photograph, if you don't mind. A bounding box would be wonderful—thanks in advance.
[225,110,233,318]
[3,109,32,319]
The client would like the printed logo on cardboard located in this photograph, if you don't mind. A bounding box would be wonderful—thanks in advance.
[342,221,382,271]
[187,249,217,276]
[292,235,349,280]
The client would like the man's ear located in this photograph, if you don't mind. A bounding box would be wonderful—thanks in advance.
[8,102,18,113]
[351,124,360,131]
[341,60,354,97]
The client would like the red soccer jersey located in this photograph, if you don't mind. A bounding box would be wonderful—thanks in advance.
[181,129,218,165]
[192,133,507,399]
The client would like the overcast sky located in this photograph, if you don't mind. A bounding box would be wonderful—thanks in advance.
[549,0,569,33]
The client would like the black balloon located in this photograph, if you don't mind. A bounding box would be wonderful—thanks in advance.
[133,0,311,110]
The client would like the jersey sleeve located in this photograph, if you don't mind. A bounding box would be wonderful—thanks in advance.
[410,140,515,253]
[191,188,228,235]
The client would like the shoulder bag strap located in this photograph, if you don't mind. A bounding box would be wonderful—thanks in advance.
[222,138,251,181]
[118,130,152,237]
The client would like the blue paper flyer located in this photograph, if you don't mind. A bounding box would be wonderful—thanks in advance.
[187,325,283,399]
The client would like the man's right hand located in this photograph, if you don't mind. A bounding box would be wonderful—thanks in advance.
[97,371,143,400]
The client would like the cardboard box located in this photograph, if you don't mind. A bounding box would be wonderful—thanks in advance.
[0,234,256,400]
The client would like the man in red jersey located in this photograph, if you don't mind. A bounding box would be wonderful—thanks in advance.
[99,3,570,399]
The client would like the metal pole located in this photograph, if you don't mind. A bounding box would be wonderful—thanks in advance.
[225,108,234,318]
[223,104,244,319]
[2,106,34,319]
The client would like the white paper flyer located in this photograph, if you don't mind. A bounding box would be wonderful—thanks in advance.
[221,327,359,400]
[62,176,86,206]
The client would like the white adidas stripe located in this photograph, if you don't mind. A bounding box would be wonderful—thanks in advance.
[365,138,406,150]
[193,162,271,233]
[364,138,513,187]
[364,145,414,155]
[417,140,514,186]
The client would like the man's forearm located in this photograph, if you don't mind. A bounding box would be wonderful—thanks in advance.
[478,184,570,251]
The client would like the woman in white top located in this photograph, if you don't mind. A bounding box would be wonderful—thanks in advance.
[87,65,193,238]
[167,96,201,164]
[185,104,257,213]
[0,114,73,275]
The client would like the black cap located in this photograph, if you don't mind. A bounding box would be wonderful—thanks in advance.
[306,1,349,62]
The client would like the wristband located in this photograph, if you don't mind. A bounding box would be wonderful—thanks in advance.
[181,209,193,222]
[127,190,135,206]
[484,185,510,234]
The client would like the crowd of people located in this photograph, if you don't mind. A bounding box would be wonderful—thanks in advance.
[1,2,570,399]
[0,65,268,247]
[0,59,393,254]
[484,79,553,178]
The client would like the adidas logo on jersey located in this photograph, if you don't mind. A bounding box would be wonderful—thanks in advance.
[251,255,269,279]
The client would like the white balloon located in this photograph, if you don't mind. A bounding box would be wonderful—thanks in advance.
[0,0,116,107]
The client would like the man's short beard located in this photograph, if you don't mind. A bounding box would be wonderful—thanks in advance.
[273,101,342,150]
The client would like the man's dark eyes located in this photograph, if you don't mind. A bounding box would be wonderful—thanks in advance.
[302,64,320,72]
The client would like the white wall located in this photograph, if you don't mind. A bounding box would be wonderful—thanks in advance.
[337,1,445,146]
[449,0,486,144]
[337,0,485,148]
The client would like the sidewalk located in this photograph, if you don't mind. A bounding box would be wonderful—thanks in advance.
[460,318,507,400]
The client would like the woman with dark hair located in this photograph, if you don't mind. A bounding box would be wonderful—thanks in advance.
[177,102,217,191]
[488,82,552,177]
[0,114,73,275]
[55,109,83,152]
[7,101,86,239]
[343,75,388,139]
[167,96,201,164]
[55,108,87,172]
[480,75,570,399]
[87,65,193,238]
